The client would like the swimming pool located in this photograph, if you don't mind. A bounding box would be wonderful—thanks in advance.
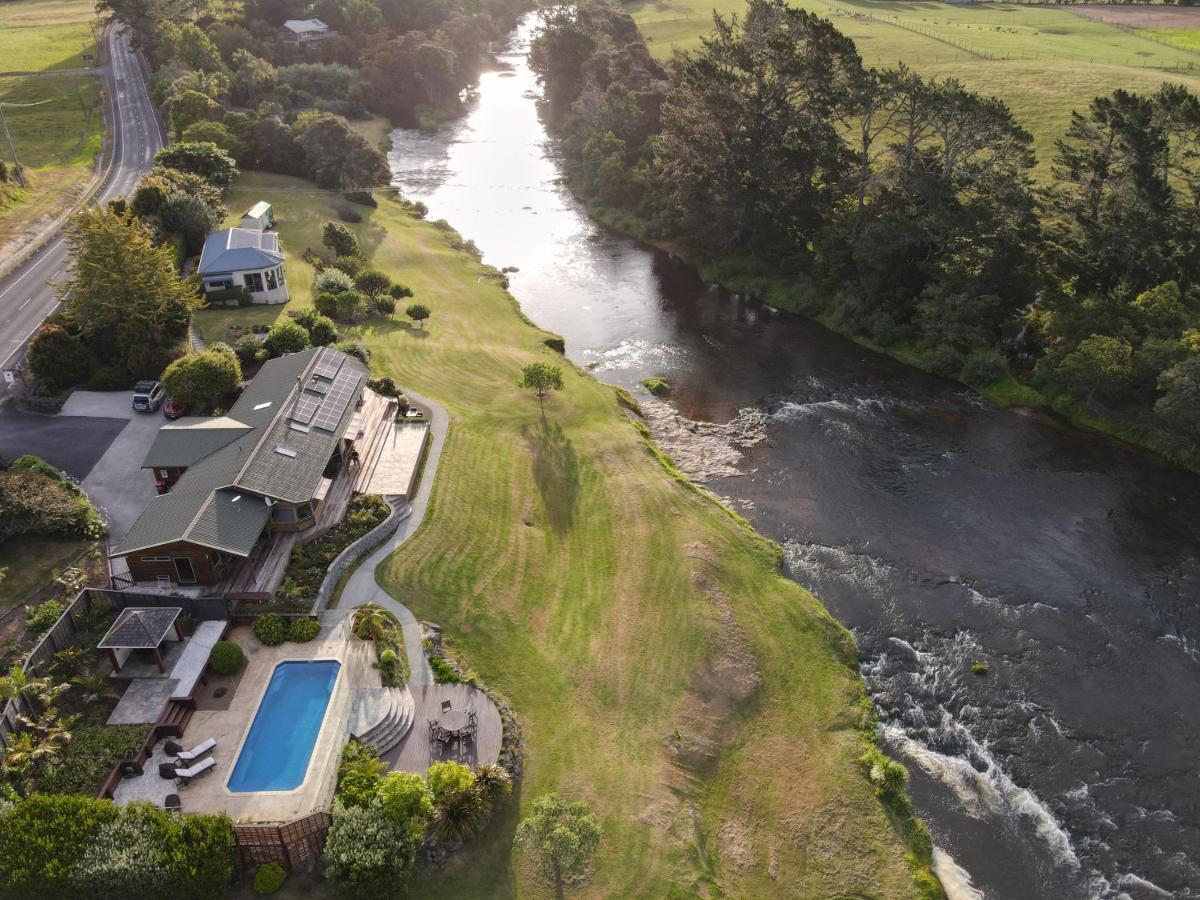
[228,660,340,793]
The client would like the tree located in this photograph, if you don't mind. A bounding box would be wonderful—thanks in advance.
[335,290,370,323]
[431,784,491,841]
[307,314,338,346]
[180,121,242,160]
[230,49,275,106]
[263,320,310,357]
[514,794,601,894]
[323,800,418,899]
[169,89,221,132]
[351,603,399,640]
[1156,355,1200,441]
[159,191,223,255]
[154,142,239,189]
[313,266,355,294]
[1053,334,1136,405]
[520,362,564,409]
[293,112,390,190]
[58,206,200,378]
[160,349,242,408]
[323,221,360,257]
[27,324,94,391]
[174,24,224,72]
[426,760,474,802]
[354,269,391,297]
[405,303,429,329]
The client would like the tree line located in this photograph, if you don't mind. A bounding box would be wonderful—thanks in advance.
[531,0,1200,468]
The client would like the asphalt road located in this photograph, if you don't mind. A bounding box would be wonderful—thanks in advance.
[0,406,127,478]
[0,25,163,378]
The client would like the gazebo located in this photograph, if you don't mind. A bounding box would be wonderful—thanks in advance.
[97,607,184,673]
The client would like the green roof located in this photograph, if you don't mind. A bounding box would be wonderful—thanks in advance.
[142,416,253,469]
[112,348,368,559]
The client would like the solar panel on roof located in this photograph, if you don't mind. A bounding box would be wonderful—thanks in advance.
[311,371,361,432]
[312,349,344,381]
[305,379,329,395]
[291,393,319,424]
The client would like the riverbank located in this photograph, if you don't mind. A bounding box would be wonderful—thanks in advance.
[584,200,1185,471]
[198,171,936,896]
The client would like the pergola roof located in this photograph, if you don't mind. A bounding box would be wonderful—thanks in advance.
[97,607,182,650]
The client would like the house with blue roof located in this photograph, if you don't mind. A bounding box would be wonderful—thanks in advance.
[198,226,289,305]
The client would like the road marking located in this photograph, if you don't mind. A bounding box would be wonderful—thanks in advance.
[18,297,31,310]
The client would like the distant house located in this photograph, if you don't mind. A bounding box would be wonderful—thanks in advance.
[111,347,372,588]
[240,200,274,232]
[277,18,335,46]
[198,227,288,304]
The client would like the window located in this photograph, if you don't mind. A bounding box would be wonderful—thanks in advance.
[142,556,170,562]
[265,268,278,290]
[277,266,286,286]
[204,278,233,292]
[160,469,169,478]
[243,272,265,293]
[272,506,298,523]
[297,502,315,521]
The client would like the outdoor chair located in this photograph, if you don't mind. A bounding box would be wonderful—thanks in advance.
[164,794,182,813]
[158,762,178,779]
[435,730,453,746]
[441,699,453,713]
[174,737,216,763]
[174,756,216,785]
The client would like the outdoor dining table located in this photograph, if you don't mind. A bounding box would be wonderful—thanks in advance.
[438,709,470,735]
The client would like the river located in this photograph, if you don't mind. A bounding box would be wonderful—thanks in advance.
[386,16,1200,900]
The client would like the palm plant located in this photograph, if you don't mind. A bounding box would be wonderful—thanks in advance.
[473,764,512,805]
[71,672,118,704]
[51,647,92,679]
[431,785,492,841]
[0,664,55,709]
[351,603,399,641]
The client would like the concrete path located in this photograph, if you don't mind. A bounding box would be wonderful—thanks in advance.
[341,388,449,686]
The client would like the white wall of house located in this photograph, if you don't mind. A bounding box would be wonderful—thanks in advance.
[203,264,289,304]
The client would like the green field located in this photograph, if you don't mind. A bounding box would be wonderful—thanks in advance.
[628,0,1200,178]
[197,171,928,898]
[1143,27,1200,52]
[0,537,91,612]
[0,0,99,72]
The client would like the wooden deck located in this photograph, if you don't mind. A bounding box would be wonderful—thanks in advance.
[381,683,503,775]
[352,389,399,494]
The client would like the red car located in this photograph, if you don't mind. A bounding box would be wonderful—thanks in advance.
[163,398,189,420]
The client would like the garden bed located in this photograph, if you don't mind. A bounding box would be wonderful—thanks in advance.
[274,494,390,605]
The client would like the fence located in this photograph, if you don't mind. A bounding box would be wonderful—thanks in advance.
[234,812,333,871]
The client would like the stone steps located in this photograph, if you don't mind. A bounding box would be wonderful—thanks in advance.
[349,685,414,755]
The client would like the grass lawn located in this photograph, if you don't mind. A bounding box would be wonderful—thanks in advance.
[1143,28,1200,53]
[0,537,92,612]
[198,171,927,897]
[0,0,99,72]
[628,0,1200,179]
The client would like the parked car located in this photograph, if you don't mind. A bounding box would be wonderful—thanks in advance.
[163,398,189,419]
[132,380,165,412]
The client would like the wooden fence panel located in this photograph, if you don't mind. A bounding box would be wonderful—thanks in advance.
[234,812,332,871]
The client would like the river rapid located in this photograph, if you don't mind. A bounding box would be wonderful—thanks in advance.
[386,17,1200,899]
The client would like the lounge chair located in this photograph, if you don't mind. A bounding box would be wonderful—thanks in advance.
[174,737,216,763]
[174,756,216,785]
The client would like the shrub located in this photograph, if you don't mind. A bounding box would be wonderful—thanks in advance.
[0,794,118,897]
[232,335,265,366]
[0,468,105,543]
[253,613,287,646]
[263,320,310,357]
[388,283,413,300]
[405,303,430,329]
[336,743,385,808]
[253,862,286,895]
[160,349,242,409]
[68,801,168,898]
[428,653,460,684]
[208,640,245,674]
[27,324,94,391]
[312,267,354,296]
[426,760,474,803]
[514,794,602,891]
[332,341,370,364]
[960,349,1009,386]
[473,764,513,806]
[431,783,491,841]
[971,662,989,677]
[374,295,395,317]
[307,314,338,347]
[344,191,376,207]
[354,270,390,297]
[10,455,64,479]
[208,341,235,358]
[323,800,418,898]
[322,221,360,258]
[543,336,565,354]
[25,600,64,634]
[289,617,321,643]
[377,771,433,827]
[314,291,338,318]
[37,725,150,796]
[334,290,369,323]
[86,366,132,391]
[367,376,399,397]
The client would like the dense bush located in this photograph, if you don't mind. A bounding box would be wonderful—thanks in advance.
[253,613,288,646]
[0,464,105,543]
[374,296,395,317]
[27,324,95,391]
[288,617,321,643]
[308,315,338,346]
[0,793,118,899]
[233,335,266,366]
[208,640,245,674]
[323,800,418,899]
[160,349,242,408]
[354,270,390,297]
[366,376,399,397]
[332,341,371,364]
[252,861,286,894]
[426,760,474,803]
[68,802,168,898]
[36,725,150,796]
[428,653,460,684]
[334,290,370,323]
[263,320,310,357]
[377,771,433,827]
[960,349,1009,386]
[335,742,386,809]
[322,221,360,258]
[312,266,355,296]
[25,599,65,634]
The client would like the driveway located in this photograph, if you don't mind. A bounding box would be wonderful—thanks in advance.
[0,407,128,477]
[55,392,163,541]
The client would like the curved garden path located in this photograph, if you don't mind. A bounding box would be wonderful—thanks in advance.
[341,387,449,685]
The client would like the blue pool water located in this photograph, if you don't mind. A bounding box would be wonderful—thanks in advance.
[228,660,340,793]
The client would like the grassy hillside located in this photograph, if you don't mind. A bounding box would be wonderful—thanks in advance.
[0,0,104,259]
[196,171,932,898]
[628,0,1200,178]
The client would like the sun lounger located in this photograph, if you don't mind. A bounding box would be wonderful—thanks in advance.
[175,756,216,785]
[175,737,216,763]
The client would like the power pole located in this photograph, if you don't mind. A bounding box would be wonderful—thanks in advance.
[0,104,25,187]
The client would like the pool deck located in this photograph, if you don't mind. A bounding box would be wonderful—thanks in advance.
[176,618,376,822]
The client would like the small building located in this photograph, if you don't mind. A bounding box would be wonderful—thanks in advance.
[97,606,183,673]
[110,347,374,589]
[198,227,288,305]
[277,18,335,46]
[240,200,274,232]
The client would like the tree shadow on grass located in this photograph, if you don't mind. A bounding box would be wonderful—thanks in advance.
[523,415,580,535]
